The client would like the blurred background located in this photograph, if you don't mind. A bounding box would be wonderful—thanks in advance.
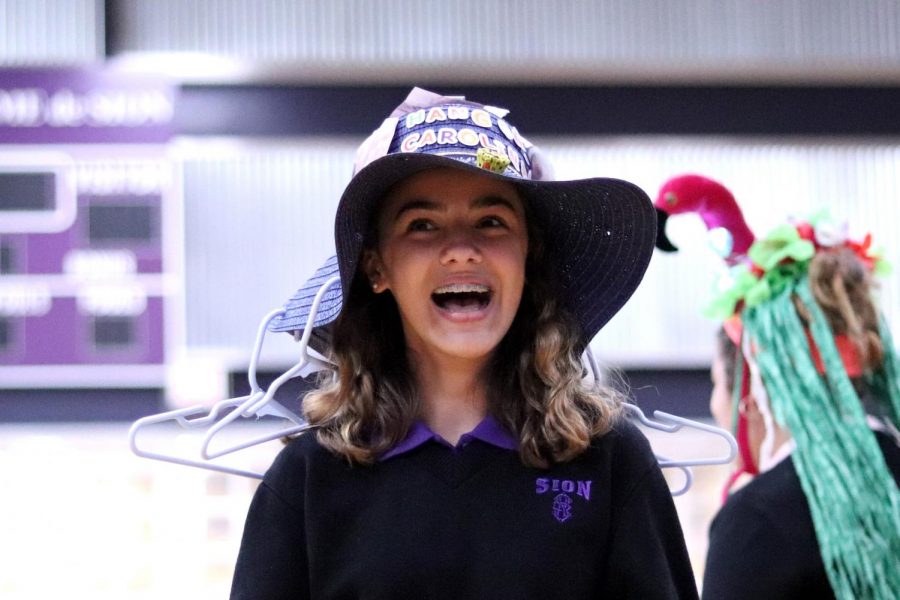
[1,1,899,597]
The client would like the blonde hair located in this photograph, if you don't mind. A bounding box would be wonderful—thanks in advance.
[803,247,883,371]
[489,294,624,468]
[302,207,623,468]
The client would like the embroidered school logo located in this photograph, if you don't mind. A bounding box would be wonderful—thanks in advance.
[535,478,592,522]
[552,493,573,522]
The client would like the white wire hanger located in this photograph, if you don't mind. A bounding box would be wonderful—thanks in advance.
[132,274,736,493]
[199,277,339,461]
[582,348,738,495]
[128,277,340,479]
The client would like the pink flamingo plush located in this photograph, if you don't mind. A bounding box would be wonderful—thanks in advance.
[654,174,756,264]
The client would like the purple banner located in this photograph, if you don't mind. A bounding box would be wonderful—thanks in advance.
[0,67,176,144]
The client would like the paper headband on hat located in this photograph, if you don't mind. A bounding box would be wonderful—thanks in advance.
[353,87,554,181]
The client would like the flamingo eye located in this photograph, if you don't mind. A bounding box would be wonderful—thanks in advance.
[665,192,678,206]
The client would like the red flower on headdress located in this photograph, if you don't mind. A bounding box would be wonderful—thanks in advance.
[796,222,815,244]
[846,233,875,270]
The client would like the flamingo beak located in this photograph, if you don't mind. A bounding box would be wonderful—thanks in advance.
[655,207,678,252]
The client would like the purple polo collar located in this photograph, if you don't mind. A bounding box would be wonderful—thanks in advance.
[380,415,518,461]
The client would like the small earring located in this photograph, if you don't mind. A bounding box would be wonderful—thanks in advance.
[371,282,379,292]
[738,397,756,417]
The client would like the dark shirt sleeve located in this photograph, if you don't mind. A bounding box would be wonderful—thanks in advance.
[602,428,700,599]
[230,457,310,599]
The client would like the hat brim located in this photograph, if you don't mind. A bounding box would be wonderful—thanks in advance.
[267,254,341,354]
[332,152,656,346]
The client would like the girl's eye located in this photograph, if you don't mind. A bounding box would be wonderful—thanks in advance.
[478,216,506,228]
[407,219,435,232]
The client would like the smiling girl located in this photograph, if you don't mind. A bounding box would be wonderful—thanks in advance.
[230,88,698,599]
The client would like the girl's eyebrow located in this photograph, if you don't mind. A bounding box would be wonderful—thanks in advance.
[391,194,520,222]
[391,198,441,222]
[472,195,520,214]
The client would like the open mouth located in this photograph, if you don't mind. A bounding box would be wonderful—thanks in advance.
[431,283,493,313]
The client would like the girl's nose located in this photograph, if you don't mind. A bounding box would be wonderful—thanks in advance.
[439,228,482,265]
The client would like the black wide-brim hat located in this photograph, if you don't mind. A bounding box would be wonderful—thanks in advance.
[270,88,656,349]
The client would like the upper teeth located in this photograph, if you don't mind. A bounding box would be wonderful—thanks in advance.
[433,283,490,294]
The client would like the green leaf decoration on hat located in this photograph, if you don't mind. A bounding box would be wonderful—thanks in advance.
[743,276,771,308]
[747,223,816,270]
[872,247,893,276]
[758,261,808,303]
[706,225,815,319]
[704,265,757,319]
[705,212,889,322]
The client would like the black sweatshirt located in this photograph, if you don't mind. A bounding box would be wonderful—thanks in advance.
[231,418,699,599]
[702,431,900,599]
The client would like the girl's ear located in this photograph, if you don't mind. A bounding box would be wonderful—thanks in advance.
[739,394,762,419]
[362,249,387,293]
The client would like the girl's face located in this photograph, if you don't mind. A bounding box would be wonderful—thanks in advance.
[710,351,733,431]
[367,167,528,365]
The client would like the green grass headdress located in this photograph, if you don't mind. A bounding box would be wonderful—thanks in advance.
[743,277,900,599]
